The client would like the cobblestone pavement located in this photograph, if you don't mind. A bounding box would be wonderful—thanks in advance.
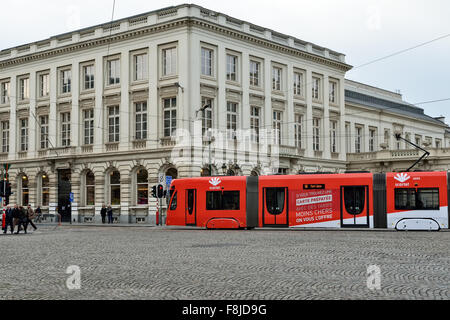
[0,226,449,300]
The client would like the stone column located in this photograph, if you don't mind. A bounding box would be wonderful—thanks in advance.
[48,172,58,221]
[120,50,130,151]
[119,169,131,224]
[94,55,104,153]
[323,75,331,159]
[71,171,81,223]
[94,172,105,224]
[339,77,346,161]
[9,75,17,161]
[71,61,80,149]
[305,69,314,158]
[29,72,37,158]
[49,66,58,149]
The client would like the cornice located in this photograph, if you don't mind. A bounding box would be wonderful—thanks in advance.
[0,17,352,73]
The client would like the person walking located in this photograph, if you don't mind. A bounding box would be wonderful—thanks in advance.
[15,206,28,234]
[12,204,20,233]
[3,206,14,234]
[1,209,5,232]
[100,204,107,224]
[25,204,37,232]
[35,206,42,223]
[107,205,113,224]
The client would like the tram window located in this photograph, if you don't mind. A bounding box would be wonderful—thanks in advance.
[206,191,240,211]
[169,192,177,210]
[417,189,439,210]
[266,188,285,215]
[223,191,240,210]
[395,188,439,211]
[394,189,416,210]
[187,190,194,215]
[343,186,365,215]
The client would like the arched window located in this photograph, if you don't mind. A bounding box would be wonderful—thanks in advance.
[42,174,49,207]
[110,170,120,205]
[85,171,95,206]
[136,168,148,205]
[21,175,29,206]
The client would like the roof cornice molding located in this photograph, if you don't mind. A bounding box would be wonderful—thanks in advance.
[0,17,352,72]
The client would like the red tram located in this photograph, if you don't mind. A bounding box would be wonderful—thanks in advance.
[166,172,449,231]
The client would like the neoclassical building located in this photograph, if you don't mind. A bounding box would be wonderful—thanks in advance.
[0,4,448,224]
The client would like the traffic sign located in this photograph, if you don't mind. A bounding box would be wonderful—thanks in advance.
[166,176,173,188]
[69,192,74,203]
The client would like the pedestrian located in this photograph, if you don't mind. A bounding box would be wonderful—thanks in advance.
[107,205,113,224]
[100,204,107,224]
[12,204,20,233]
[35,206,42,223]
[1,209,5,232]
[25,204,37,232]
[3,206,14,234]
[15,206,28,234]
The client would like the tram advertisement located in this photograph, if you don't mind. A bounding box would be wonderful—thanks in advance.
[290,189,340,226]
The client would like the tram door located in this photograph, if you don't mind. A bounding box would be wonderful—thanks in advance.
[263,187,288,227]
[185,189,197,226]
[340,186,370,228]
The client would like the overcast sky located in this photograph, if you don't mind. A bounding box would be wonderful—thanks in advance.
[1,0,449,121]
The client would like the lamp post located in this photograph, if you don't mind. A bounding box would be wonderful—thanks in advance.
[196,104,212,176]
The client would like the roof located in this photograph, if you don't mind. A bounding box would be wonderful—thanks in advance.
[345,89,448,126]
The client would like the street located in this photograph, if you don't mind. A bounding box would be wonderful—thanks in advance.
[0,226,449,300]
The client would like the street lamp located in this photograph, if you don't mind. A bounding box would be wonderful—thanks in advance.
[196,104,213,176]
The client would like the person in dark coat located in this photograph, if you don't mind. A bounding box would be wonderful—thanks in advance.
[3,206,14,234]
[100,204,107,224]
[14,206,28,234]
[35,206,42,223]
[107,205,113,224]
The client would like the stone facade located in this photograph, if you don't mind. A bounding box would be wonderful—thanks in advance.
[0,4,448,224]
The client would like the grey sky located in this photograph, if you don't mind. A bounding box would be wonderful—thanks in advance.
[1,0,449,121]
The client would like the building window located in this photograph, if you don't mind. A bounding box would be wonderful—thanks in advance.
[136,168,148,205]
[272,67,282,91]
[293,73,303,96]
[330,120,338,153]
[163,98,177,137]
[201,48,213,77]
[226,54,238,81]
[162,47,177,76]
[329,81,337,103]
[39,115,49,150]
[273,111,282,145]
[135,102,147,140]
[295,114,303,149]
[61,112,71,147]
[21,175,29,206]
[0,82,9,104]
[249,60,260,87]
[83,109,94,145]
[132,53,147,81]
[313,118,320,151]
[384,129,390,148]
[355,126,363,153]
[107,59,120,85]
[226,102,238,140]
[250,106,260,143]
[405,133,412,149]
[201,97,213,137]
[369,128,376,152]
[415,135,422,146]
[83,65,95,90]
[108,106,120,143]
[345,123,350,153]
[1,121,9,153]
[85,171,95,206]
[41,174,49,207]
[61,69,72,94]
[110,170,121,206]
[436,139,442,149]
[39,74,50,97]
[20,118,28,152]
[19,78,29,101]
[312,77,320,100]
